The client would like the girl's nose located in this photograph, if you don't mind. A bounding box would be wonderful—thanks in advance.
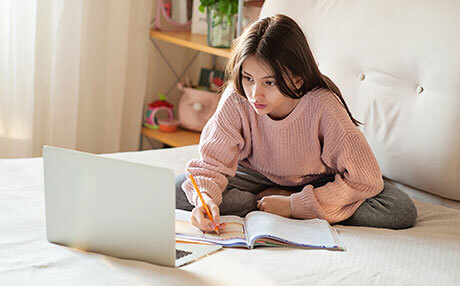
[252,85,264,101]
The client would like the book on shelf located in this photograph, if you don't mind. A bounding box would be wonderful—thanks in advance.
[175,209,345,250]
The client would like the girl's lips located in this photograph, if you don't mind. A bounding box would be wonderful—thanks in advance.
[253,103,266,109]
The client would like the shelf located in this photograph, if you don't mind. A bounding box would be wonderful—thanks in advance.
[141,127,200,148]
[150,30,231,58]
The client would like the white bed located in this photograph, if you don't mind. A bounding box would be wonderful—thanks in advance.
[2,0,460,285]
[1,146,459,285]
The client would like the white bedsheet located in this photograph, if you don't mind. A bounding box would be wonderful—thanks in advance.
[1,147,459,285]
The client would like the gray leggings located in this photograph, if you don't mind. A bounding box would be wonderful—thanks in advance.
[176,165,417,229]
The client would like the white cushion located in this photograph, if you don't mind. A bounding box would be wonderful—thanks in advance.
[260,0,460,201]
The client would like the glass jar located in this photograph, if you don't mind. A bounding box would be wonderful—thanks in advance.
[206,5,236,48]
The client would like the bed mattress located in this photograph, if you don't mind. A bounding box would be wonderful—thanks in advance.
[1,146,459,285]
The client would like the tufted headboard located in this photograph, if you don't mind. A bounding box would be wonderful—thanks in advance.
[259,0,460,202]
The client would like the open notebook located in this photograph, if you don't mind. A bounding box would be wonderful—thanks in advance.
[176,210,345,250]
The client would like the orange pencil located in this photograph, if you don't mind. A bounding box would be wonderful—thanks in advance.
[186,169,220,234]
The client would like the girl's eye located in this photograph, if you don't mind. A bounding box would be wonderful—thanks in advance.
[243,75,253,82]
[265,80,276,86]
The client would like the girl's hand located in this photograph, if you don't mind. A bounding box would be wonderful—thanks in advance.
[257,195,292,218]
[191,193,226,233]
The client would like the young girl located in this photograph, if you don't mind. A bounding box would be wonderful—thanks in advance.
[176,14,417,232]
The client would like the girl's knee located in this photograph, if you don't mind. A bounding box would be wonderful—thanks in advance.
[384,183,418,229]
[392,196,417,229]
[341,185,418,229]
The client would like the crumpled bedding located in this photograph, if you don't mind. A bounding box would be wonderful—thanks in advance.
[1,146,459,285]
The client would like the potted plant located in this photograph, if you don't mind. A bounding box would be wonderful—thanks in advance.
[198,0,239,48]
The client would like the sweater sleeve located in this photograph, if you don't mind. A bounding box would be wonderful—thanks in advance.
[182,87,246,206]
[290,98,384,223]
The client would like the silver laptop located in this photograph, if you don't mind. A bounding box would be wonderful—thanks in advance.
[42,146,221,267]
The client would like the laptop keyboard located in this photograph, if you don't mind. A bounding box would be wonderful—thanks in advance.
[176,249,192,260]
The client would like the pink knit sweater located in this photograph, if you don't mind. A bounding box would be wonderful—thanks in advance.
[182,86,384,223]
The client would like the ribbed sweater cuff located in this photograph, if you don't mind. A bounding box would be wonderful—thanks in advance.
[290,185,319,219]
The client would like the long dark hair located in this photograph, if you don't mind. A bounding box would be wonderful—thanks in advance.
[224,14,360,126]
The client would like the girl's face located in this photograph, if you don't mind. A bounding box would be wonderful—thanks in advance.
[241,56,300,120]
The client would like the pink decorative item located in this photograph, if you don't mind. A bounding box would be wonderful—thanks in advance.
[177,83,221,132]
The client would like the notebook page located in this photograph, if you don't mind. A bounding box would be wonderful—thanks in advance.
[245,211,341,249]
